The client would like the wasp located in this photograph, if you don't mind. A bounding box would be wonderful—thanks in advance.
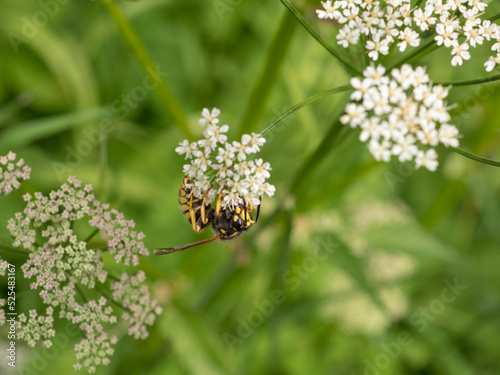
[154,176,260,255]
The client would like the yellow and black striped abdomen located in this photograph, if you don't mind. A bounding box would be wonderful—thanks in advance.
[179,176,213,232]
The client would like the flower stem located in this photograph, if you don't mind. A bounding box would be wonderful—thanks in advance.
[450,147,500,168]
[84,228,100,243]
[389,38,438,69]
[438,73,500,86]
[261,85,351,136]
[238,10,298,136]
[489,13,500,22]
[100,0,194,139]
[75,283,88,303]
[280,0,362,76]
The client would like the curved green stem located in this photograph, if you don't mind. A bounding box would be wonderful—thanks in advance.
[261,85,351,136]
[101,0,194,139]
[84,228,100,243]
[438,73,500,86]
[280,0,362,76]
[489,13,500,22]
[389,38,438,69]
[450,147,500,168]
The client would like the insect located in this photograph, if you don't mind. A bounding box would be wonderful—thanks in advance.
[154,176,260,255]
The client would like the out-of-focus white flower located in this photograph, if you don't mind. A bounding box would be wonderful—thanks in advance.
[341,64,459,171]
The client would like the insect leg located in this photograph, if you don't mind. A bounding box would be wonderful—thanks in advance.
[200,185,212,225]
[188,194,201,232]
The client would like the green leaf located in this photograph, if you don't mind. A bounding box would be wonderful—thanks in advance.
[159,302,231,374]
[362,223,462,263]
[101,0,193,139]
[0,107,109,150]
[325,232,388,313]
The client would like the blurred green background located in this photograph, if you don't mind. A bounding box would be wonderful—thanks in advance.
[1,1,500,374]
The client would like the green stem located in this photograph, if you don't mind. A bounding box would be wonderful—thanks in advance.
[75,283,88,303]
[238,11,298,136]
[489,13,500,22]
[389,38,438,69]
[84,228,100,243]
[289,119,347,195]
[14,288,31,299]
[450,147,500,168]
[101,0,194,139]
[261,85,351,136]
[438,73,500,86]
[280,0,362,76]
[100,289,133,314]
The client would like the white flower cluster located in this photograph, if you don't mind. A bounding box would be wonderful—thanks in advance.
[340,65,459,171]
[316,0,500,71]
[0,151,31,195]
[175,108,275,209]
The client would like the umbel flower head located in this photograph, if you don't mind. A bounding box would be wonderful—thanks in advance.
[2,171,162,373]
[175,108,275,209]
[341,64,459,171]
[316,0,500,71]
[0,151,31,195]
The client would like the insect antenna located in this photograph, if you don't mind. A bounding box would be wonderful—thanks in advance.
[154,236,220,255]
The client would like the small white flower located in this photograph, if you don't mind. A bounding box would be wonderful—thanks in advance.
[258,182,276,198]
[435,23,459,47]
[369,139,392,162]
[451,42,471,66]
[199,107,220,126]
[175,140,198,159]
[438,124,460,147]
[359,117,382,142]
[253,159,272,181]
[392,134,418,162]
[484,54,500,72]
[204,124,229,145]
[342,64,458,172]
[340,103,367,127]
[337,25,361,47]
[397,27,420,51]
[413,6,437,31]
[415,149,439,171]
[216,143,236,167]
[366,34,390,61]
[316,0,340,19]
